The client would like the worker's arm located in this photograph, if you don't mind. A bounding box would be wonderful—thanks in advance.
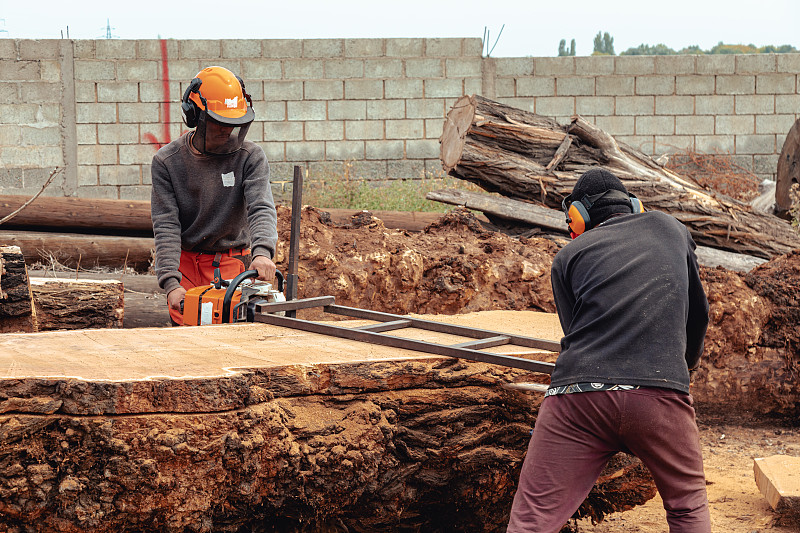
[150,156,183,296]
[684,236,709,370]
[242,146,278,265]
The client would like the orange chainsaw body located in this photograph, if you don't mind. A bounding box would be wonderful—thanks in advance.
[183,285,242,326]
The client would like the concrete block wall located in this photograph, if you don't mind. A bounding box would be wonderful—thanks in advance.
[1,38,798,201]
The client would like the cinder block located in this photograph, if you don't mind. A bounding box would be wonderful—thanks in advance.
[425,38,463,57]
[496,97,534,113]
[0,40,17,59]
[161,60,199,82]
[735,95,775,115]
[365,59,403,79]
[17,40,60,60]
[306,120,344,141]
[756,74,796,94]
[717,75,755,95]
[406,99,446,119]
[386,119,424,139]
[535,97,574,118]
[329,100,367,120]
[495,58,534,77]
[0,124,20,144]
[20,82,61,103]
[286,141,324,161]
[635,76,675,95]
[76,124,97,145]
[386,79,424,99]
[425,118,445,138]
[77,165,98,186]
[424,79,464,98]
[264,80,302,101]
[75,185,120,199]
[97,82,139,103]
[0,60,41,81]
[260,101,287,121]
[39,106,60,124]
[75,81,97,103]
[777,54,800,74]
[463,39,483,56]
[496,78,515,98]
[575,96,615,116]
[179,40,222,59]
[304,80,343,100]
[675,115,714,135]
[345,120,384,140]
[95,40,137,60]
[776,94,800,114]
[367,100,405,119]
[618,136,654,154]
[716,115,755,135]
[262,121,303,142]
[259,141,285,162]
[465,78,482,96]
[575,56,614,76]
[303,39,343,58]
[366,140,404,159]
[654,95,694,115]
[222,40,262,59]
[406,139,439,159]
[78,145,118,166]
[137,40,178,60]
[0,82,19,104]
[119,185,152,201]
[242,59,282,80]
[556,77,595,96]
[696,95,734,115]
[736,54,777,74]
[595,116,635,136]
[756,114,797,134]
[534,57,575,76]
[325,140,365,160]
[695,135,734,153]
[0,103,41,124]
[40,61,61,82]
[386,39,423,57]
[119,103,160,123]
[99,165,141,186]
[345,79,384,100]
[654,56,696,75]
[676,75,715,95]
[753,154,780,175]
[615,56,655,75]
[736,134,776,154]
[344,39,384,58]
[262,40,302,59]
[139,81,181,103]
[120,144,158,165]
[325,59,364,79]
[697,55,735,75]
[114,60,157,81]
[387,159,425,179]
[287,101,326,121]
[635,115,675,136]
[98,123,139,144]
[597,76,634,96]
[20,126,60,146]
[655,136,693,152]
[445,58,482,77]
[406,58,444,78]
[615,96,654,116]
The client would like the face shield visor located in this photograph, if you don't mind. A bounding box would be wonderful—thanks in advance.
[192,111,253,155]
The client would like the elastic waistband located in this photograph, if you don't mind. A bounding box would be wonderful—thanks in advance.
[195,248,251,257]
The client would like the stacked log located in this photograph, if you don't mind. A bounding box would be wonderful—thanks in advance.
[0,245,36,333]
[30,278,124,330]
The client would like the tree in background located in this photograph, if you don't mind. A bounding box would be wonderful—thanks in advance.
[620,43,677,55]
[619,41,797,55]
[558,38,576,56]
[593,32,615,55]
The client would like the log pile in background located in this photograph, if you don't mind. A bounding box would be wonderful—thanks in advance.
[0,245,36,333]
[437,94,800,259]
[30,278,124,331]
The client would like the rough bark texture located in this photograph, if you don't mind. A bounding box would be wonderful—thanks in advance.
[29,278,124,331]
[0,358,653,533]
[0,245,35,333]
[0,196,153,234]
[776,118,800,215]
[440,94,800,259]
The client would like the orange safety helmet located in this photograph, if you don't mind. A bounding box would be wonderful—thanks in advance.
[181,66,255,128]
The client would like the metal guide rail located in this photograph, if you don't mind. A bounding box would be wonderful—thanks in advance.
[251,296,558,374]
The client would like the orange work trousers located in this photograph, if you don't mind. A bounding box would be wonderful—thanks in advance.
[168,250,248,326]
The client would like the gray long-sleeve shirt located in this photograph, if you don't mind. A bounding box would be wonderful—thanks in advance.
[549,211,709,394]
[150,133,278,294]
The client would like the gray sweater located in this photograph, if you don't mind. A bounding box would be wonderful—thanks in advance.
[150,133,278,294]
[549,211,709,394]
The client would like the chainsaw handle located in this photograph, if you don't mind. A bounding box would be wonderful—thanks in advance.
[221,268,285,324]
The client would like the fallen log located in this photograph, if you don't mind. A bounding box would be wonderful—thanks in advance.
[29,277,124,330]
[0,245,36,333]
[0,312,654,532]
[0,230,153,272]
[776,118,800,217]
[440,94,800,259]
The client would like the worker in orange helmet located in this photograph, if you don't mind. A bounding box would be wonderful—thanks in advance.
[150,66,278,325]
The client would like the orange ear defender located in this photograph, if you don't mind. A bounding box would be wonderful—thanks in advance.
[562,190,644,237]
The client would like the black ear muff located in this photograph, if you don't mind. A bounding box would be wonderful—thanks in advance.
[235,75,254,110]
[629,193,644,214]
[181,77,203,128]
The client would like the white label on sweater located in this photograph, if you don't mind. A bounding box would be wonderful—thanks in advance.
[221,172,235,186]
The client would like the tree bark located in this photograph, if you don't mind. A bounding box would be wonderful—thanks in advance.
[0,196,152,234]
[29,278,124,331]
[776,118,800,216]
[440,94,800,259]
[0,245,36,333]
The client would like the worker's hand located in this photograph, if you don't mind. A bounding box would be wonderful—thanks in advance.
[251,255,277,283]
[167,287,186,312]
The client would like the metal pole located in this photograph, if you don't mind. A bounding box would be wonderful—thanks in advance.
[286,165,303,317]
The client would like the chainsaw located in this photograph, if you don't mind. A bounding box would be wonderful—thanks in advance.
[182,268,286,326]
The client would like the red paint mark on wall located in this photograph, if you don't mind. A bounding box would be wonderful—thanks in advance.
[144,39,174,149]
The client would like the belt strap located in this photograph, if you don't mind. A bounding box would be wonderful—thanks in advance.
[197,248,251,257]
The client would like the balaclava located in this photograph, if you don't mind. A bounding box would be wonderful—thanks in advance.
[569,168,633,231]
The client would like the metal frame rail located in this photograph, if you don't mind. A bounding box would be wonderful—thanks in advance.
[252,297,558,374]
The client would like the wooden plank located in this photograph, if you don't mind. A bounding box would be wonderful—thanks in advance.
[754,456,800,516]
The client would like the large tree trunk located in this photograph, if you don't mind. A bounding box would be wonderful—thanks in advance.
[0,314,654,533]
[440,94,800,259]
[29,278,124,330]
[0,245,36,333]
[0,196,152,234]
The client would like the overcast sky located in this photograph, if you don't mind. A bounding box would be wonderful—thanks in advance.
[2,0,798,58]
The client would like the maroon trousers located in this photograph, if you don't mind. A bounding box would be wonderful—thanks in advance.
[507,388,711,533]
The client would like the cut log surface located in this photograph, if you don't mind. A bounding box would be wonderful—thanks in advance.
[440,95,800,259]
[0,311,656,532]
[29,277,124,330]
[754,455,800,527]
[0,245,36,333]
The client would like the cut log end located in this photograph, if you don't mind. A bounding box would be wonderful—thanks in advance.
[776,118,800,213]
[440,95,476,172]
